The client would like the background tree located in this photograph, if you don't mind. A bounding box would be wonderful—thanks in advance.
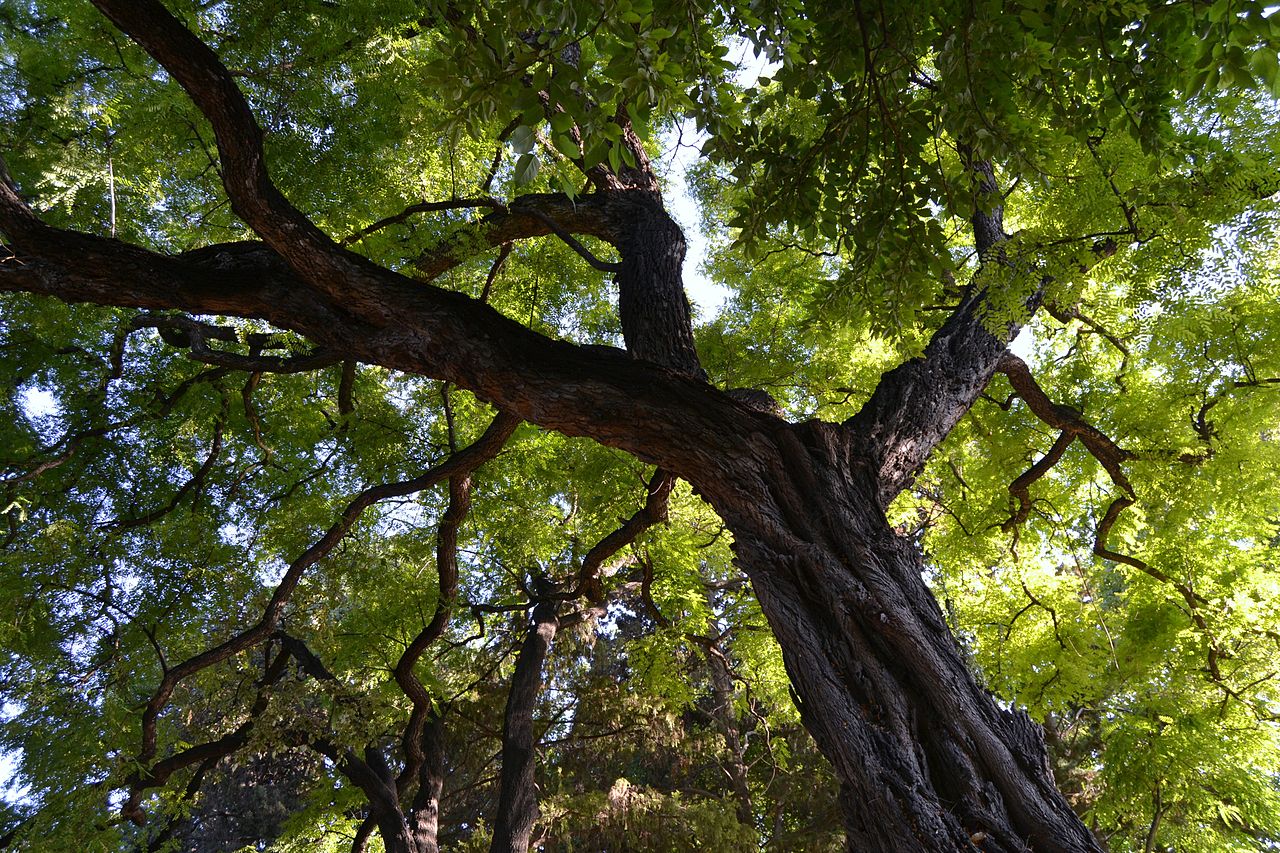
[1,0,1279,851]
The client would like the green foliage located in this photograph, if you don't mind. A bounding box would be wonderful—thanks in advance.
[544,779,757,851]
[887,213,1280,847]
[3,0,1280,849]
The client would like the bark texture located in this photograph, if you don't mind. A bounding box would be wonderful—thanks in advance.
[613,193,702,377]
[0,4,1109,850]
[407,715,446,853]
[490,597,561,853]
[694,421,1098,852]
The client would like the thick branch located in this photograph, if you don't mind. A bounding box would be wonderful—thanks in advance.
[88,0,383,314]
[309,740,413,852]
[997,353,1132,492]
[845,158,1016,507]
[0,223,764,483]
[847,287,1022,508]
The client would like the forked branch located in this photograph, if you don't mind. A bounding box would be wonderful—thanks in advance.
[995,353,1227,683]
[121,409,520,824]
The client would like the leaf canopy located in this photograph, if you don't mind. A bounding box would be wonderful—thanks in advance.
[1,0,1280,850]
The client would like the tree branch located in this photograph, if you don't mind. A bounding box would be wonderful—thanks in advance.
[0,218,764,487]
[341,197,507,246]
[991,354,1230,687]
[131,312,343,373]
[120,410,523,824]
[997,353,1132,493]
[411,192,621,281]
[844,157,1020,508]
[393,412,519,793]
[88,0,385,315]
[121,641,294,820]
[104,388,230,531]
[573,469,674,603]
[1003,430,1074,531]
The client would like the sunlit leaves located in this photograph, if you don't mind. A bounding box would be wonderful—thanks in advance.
[4,0,1280,848]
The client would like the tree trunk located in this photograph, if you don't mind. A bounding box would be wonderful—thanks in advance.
[407,713,446,853]
[696,636,755,827]
[489,597,560,853]
[0,10,1106,837]
[611,192,702,378]
[347,747,416,853]
[0,200,1105,849]
[698,421,1101,853]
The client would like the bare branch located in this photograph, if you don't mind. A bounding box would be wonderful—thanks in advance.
[340,197,507,246]
[1003,431,1074,532]
[393,412,519,793]
[480,242,512,303]
[132,312,342,373]
[511,205,622,273]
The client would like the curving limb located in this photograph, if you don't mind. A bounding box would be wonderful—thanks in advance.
[573,469,675,603]
[119,410,521,825]
[392,413,519,803]
[1003,430,1075,532]
[994,353,1228,684]
[131,312,343,374]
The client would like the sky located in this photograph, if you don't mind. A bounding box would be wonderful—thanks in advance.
[656,40,780,319]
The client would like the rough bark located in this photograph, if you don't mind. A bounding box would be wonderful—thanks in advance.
[407,714,446,853]
[0,178,1100,853]
[0,5,1109,850]
[309,743,414,853]
[693,421,1099,852]
[613,193,702,377]
[489,596,561,853]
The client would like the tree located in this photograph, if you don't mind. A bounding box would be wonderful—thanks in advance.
[2,0,1279,851]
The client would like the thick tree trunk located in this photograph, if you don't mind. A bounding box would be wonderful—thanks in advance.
[0,10,1106,842]
[489,597,560,853]
[698,422,1101,853]
[407,714,446,853]
[0,202,1104,849]
[611,192,702,378]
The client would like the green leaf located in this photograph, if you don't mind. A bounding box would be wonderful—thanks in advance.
[513,151,540,184]
[509,124,536,155]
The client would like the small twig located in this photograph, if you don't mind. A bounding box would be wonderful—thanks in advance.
[339,197,507,246]
[514,206,622,273]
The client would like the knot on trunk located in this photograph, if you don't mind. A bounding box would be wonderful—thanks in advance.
[726,387,784,417]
